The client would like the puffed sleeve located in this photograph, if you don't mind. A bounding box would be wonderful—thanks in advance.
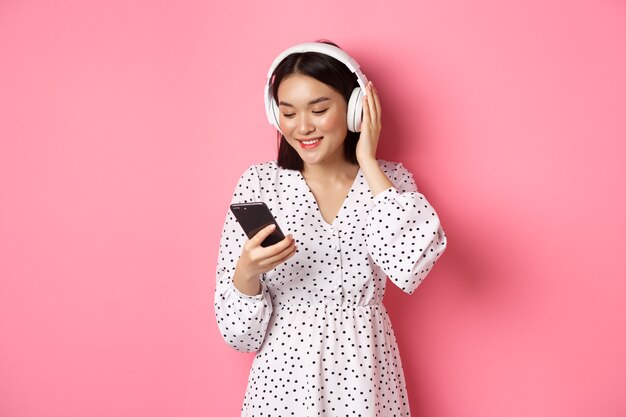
[213,165,273,353]
[366,162,447,294]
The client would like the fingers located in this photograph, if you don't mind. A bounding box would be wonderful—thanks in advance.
[366,82,380,123]
[246,233,296,271]
[265,249,297,271]
[248,227,294,255]
[262,239,297,267]
[265,233,294,253]
[251,224,279,246]
[362,82,381,127]
[371,83,381,124]
[362,92,370,123]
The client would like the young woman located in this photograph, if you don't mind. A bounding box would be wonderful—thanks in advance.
[214,40,447,416]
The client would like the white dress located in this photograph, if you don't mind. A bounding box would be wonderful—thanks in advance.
[214,159,447,417]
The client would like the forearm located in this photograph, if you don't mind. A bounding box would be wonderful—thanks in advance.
[360,158,394,197]
[233,264,262,296]
[214,265,272,353]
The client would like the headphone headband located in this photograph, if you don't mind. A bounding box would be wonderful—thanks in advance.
[264,42,369,133]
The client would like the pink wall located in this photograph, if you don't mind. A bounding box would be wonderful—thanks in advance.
[1,1,625,416]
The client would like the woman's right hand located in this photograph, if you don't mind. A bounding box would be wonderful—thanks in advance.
[235,224,297,282]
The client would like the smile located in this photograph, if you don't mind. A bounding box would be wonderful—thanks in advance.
[298,137,323,149]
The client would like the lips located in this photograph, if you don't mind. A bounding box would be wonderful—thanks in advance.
[297,137,323,149]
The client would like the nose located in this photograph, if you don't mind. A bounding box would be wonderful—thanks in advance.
[297,114,315,135]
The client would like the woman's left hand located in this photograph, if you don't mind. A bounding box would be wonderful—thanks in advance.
[355,81,382,166]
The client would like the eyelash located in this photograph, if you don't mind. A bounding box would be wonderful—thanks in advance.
[282,109,329,118]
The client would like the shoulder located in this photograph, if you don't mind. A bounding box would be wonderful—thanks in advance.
[238,160,279,177]
[234,160,285,188]
[251,160,279,172]
[231,161,279,199]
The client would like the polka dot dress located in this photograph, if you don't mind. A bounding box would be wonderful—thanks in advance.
[214,159,447,416]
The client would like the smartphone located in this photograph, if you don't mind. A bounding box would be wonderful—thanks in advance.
[230,202,286,247]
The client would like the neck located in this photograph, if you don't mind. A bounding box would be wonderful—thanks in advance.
[301,157,359,183]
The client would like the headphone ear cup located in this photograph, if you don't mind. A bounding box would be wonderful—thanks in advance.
[346,87,363,132]
[270,97,281,132]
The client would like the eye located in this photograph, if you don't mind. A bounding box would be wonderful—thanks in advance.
[312,108,329,115]
[282,113,295,118]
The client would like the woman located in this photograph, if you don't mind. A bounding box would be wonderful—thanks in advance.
[214,40,447,416]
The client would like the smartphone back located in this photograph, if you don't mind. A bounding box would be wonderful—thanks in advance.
[230,202,285,247]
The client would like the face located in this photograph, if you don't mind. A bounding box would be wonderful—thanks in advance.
[276,73,348,167]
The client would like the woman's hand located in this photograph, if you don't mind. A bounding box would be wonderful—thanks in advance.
[355,81,382,166]
[355,82,394,196]
[234,224,297,282]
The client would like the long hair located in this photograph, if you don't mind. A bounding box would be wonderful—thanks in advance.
[270,41,360,170]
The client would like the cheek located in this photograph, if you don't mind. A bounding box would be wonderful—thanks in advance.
[319,109,347,133]
[279,117,297,135]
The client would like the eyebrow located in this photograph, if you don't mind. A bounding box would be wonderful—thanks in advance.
[278,97,330,107]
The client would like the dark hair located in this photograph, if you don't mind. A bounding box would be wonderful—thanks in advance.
[271,41,360,170]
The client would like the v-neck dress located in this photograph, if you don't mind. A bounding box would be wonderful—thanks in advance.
[214,159,447,417]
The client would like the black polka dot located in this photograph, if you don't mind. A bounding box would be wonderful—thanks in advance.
[214,160,447,416]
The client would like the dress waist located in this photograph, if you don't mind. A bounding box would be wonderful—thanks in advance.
[272,300,384,310]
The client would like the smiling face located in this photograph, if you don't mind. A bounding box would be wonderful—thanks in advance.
[277,73,349,167]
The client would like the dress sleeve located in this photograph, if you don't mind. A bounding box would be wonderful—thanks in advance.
[366,162,447,294]
[213,166,273,353]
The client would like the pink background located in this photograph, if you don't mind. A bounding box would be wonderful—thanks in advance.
[1,1,625,416]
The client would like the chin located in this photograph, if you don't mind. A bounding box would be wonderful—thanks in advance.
[299,155,323,166]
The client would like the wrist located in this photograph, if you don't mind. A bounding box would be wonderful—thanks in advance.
[234,263,259,282]
[358,158,380,175]
[358,156,378,169]
[359,159,394,196]
[232,265,262,296]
